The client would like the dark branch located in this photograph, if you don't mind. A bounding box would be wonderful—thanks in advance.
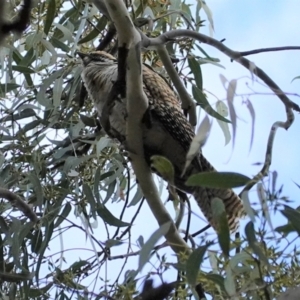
[1,0,32,35]
[239,46,300,57]
[0,188,38,223]
[96,23,117,51]
[149,29,300,114]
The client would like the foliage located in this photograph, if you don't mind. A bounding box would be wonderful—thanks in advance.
[0,0,299,299]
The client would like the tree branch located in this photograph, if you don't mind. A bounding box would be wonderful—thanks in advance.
[239,46,300,57]
[103,0,190,255]
[156,45,197,126]
[148,29,300,114]
[0,188,38,223]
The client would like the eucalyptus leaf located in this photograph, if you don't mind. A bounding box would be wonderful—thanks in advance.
[186,243,211,286]
[186,172,250,189]
[138,222,171,273]
[96,204,130,227]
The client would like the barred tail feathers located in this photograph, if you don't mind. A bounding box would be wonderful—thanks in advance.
[192,186,244,231]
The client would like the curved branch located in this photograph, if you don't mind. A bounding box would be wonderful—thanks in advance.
[239,118,292,196]
[103,0,190,255]
[239,46,300,57]
[148,29,300,114]
[0,188,38,223]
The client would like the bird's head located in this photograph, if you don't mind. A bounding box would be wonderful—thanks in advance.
[76,51,116,67]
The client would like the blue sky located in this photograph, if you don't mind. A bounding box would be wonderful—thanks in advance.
[201,0,300,204]
[42,1,300,294]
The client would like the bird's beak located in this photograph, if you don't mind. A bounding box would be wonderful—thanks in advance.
[76,51,88,60]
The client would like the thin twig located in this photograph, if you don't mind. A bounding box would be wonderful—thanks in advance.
[148,29,300,113]
[156,45,197,126]
[239,46,300,57]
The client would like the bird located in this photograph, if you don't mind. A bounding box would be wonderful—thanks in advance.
[77,50,244,231]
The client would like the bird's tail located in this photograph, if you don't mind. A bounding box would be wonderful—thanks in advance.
[175,154,245,232]
[192,185,244,231]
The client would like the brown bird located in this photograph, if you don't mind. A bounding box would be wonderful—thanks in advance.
[78,51,244,231]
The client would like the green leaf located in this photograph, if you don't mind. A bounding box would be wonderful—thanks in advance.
[69,260,90,273]
[83,183,96,212]
[105,239,123,248]
[80,114,97,127]
[186,172,250,189]
[35,221,54,283]
[192,85,230,123]
[205,274,225,291]
[0,83,20,94]
[54,202,72,228]
[188,57,203,90]
[78,16,107,44]
[138,222,171,273]
[51,37,70,52]
[241,191,256,223]
[245,99,255,153]
[245,222,269,266]
[44,0,56,35]
[31,229,43,254]
[151,155,174,184]
[96,204,130,227]
[28,283,53,298]
[216,101,231,145]
[281,205,300,236]
[28,172,44,206]
[291,75,300,83]
[186,243,211,286]
[12,65,35,74]
[224,265,236,297]
[128,186,144,207]
[212,198,230,258]
[227,79,237,149]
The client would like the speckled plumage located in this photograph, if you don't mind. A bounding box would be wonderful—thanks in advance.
[79,51,244,231]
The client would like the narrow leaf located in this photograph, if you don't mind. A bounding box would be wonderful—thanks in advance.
[241,191,255,223]
[138,222,171,272]
[97,204,130,227]
[245,221,269,266]
[245,99,255,153]
[226,80,237,149]
[188,57,203,90]
[224,265,236,297]
[186,172,250,189]
[219,74,228,89]
[54,202,72,228]
[291,75,300,83]
[281,205,300,236]
[216,101,231,145]
[44,0,56,35]
[192,85,230,123]
[151,155,174,184]
[0,83,20,94]
[78,16,107,44]
[205,274,225,291]
[182,115,211,176]
[186,243,211,286]
[212,198,230,258]
[257,183,274,233]
[12,65,35,74]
